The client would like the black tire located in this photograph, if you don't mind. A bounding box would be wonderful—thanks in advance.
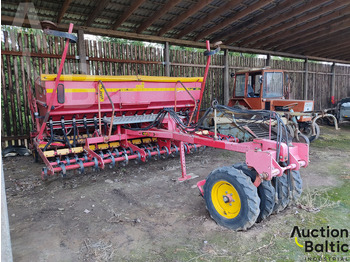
[233,163,275,222]
[204,166,260,230]
[257,181,275,222]
[298,122,319,142]
[33,149,39,163]
[290,170,302,203]
[309,122,320,142]
[292,133,310,145]
[272,173,290,213]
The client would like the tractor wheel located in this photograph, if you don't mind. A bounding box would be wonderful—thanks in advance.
[290,170,303,203]
[292,133,310,145]
[299,122,320,142]
[233,163,275,222]
[33,149,39,163]
[32,149,43,163]
[204,166,260,230]
[272,173,290,213]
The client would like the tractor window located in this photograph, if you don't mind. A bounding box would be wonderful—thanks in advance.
[235,74,245,97]
[255,75,262,96]
[263,72,283,98]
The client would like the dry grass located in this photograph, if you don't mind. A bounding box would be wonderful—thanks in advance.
[80,239,114,262]
[297,186,339,213]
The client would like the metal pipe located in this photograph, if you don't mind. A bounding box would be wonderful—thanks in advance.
[98,80,116,141]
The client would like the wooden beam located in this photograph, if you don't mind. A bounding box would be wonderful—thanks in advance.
[304,58,308,100]
[176,0,242,39]
[57,0,72,23]
[2,15,350,64]
[240,0,347,47]
[311,43,350,58]
[280,17,350,52]
[257,6,350,50]
[77,29,87,74]
[112,0,146,30]
[164,42,170,76]
[85,0,110,27]
[288,30,350,55]
[224,0,332,45]
[136,0,182,34]
[194,0,274,41]
[266,54,271,67]
[213,0,297,43]
[158,0,212,37]
[331,63,336,105]
[223,49,230,105]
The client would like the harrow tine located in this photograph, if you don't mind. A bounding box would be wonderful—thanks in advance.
[107,150,115,168]
[120,153,129,167]
[113,148,120,157]
[59,162,67,177]
[171,144,179,158]
[134,151,141,164]
[65,156,71,165]
[153,147,161,161]
[92,157,99,171]
[77,159,85,174]
[161,146,169,160]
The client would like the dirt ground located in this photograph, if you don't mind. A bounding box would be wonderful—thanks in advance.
[3,123,350,262]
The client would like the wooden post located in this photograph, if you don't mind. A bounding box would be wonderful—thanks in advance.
[78,29,87,74]
[303,58,309,100]
[331,62,336,105]
[164,42,170,76]
[266,54,271,67]
[223,49,229,105]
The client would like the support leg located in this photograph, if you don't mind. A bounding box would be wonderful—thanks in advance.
[178,141,192,181]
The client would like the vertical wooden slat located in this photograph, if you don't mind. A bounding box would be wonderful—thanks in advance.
[36,34,43,76]
[108,42,112,75]
[18,33,30,142]
[1,57,11,145]
[42,34,49,74]
[4,31,18,145]
[98,41,103,74]
[10,31,24,144]
[54,36,59,74]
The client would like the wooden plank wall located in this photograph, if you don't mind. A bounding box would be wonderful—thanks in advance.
[1,30,350,148]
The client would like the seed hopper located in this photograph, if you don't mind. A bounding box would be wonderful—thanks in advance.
[28,23,309,230]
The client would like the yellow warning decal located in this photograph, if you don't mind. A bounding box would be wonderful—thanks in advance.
[41,74,203,83]
[99,83,105,102]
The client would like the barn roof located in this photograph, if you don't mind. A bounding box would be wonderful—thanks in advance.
[2,0,350,63]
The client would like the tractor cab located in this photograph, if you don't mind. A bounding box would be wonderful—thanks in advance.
[227,68,319,142]
[228,69,289,110]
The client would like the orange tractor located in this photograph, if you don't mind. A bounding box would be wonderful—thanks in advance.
[228,68,320,143]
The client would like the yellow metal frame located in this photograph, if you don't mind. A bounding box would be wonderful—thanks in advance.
[41,74,203,83]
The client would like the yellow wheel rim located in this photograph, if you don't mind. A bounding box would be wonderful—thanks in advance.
[211,180,241,219]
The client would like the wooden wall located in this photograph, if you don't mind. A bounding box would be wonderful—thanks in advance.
[1,29,350,147]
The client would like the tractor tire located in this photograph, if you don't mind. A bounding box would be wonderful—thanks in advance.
[298,122,319,142]
[290,170,303,203]
[272,173,290,213]
[309,122,320,142]
[292,133,310,145]
[33,149,39,163]
[256,181,275,222]
[233,163,275,222]
[204,166,260,230]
